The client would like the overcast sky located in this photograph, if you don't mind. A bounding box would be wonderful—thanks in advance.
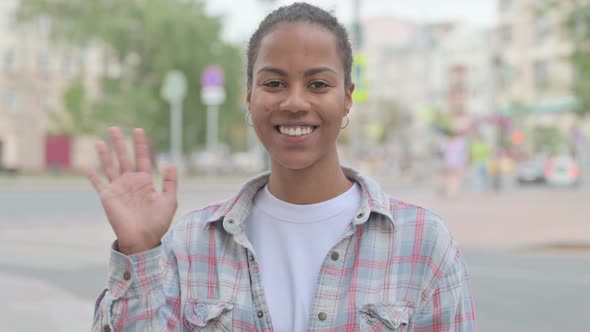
[205,0,498,42]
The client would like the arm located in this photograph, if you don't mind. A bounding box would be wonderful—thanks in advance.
[412,247,477,331]
[86,127,180,331]
[93,233,182,332]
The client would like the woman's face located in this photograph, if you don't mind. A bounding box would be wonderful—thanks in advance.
[247,22,354,172]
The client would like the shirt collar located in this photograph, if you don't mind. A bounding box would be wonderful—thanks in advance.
[204,167,395,231]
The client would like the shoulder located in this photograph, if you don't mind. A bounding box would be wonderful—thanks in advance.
[169,172,270,234]
[389,198,447,231]
[166,199,229,242]
[171,199,229,232]
[387,197,457,257]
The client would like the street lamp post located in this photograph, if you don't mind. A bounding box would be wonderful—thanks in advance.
[201,65,226,152]
[161,70,188,171]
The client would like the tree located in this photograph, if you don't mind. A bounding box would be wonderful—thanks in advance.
[48,77,97,135]
[18,0,246,153]
[546,0,590,116]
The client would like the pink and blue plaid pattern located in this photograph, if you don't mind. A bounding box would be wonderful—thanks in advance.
[93,168,476,331]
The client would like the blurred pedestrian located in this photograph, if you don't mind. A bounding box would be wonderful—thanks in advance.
[470,133,491,191]
[488,149,503,192]
[444,133,468,196]
[88,3,476,331]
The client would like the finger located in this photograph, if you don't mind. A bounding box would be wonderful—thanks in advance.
[162,164,178,199]
[133,128,152,174]
[109,127,133,174]
[96,141,117,181]
[85,168,105,193]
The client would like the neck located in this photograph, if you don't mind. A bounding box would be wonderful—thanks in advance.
[267,154,352,205]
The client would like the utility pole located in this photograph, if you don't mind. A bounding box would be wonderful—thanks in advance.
[351,0,362,160]
[353,0,361,50]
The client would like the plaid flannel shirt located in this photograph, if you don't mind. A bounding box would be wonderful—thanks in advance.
[93,167,476,331]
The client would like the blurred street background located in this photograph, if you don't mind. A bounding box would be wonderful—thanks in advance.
[1,0,590,331]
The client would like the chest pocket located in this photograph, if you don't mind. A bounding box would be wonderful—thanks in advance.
[183,301,234,332]
[359,302,413,331]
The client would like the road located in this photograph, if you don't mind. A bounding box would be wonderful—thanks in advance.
[1,176,589,331]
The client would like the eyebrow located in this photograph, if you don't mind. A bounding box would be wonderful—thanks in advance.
[256,66,337,77]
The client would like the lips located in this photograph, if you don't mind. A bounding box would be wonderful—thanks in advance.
[276,125,317,137]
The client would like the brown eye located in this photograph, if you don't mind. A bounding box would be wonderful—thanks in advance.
[309,81,328,89]
[264,81,283,88]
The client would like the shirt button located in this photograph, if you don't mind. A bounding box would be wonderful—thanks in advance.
[356,212,365,219]
[257,310,264,318]
[249,255,255,262]
[228,219,235,224]
[123,271,131,281]
[318,312,327,321]
[330,251,339,261]
[103,325,112,332]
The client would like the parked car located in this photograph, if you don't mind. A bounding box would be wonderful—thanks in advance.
[516,154,547,185]
[544,155,581,187]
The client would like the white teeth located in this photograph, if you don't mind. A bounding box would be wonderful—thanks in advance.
[279,126,315,136]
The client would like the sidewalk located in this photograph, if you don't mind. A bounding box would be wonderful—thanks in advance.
[0,272,93,332]
[396,188,590,252]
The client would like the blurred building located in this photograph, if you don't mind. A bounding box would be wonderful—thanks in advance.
[429,24,496,141]
[494,0,578,148]
[0,0,103,172]
[431,25,494,116]
[362,17,456,115]
[356,15,503,180]
[357,17,458,178]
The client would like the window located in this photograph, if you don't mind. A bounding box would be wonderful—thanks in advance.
[499,0,511,11]
[38,16,51,36]
[534,60,550,91]
[498,63,513,91]
[501,25,512,45]
[575,20,588,39]
[535,15,551,45]
[5,11,16,30]
[38,52,50,74]
[62,55,76,76]
[4,92,17,113]
[40,95,53,111]
[3,50,16,73]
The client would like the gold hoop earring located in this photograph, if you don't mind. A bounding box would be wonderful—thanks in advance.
[341,112,350,129]
[245,111,253,127]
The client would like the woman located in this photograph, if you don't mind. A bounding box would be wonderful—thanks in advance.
[90,3,476,331]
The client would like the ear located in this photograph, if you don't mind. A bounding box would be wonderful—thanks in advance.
[246,87,252,106]
[345,83,355,112]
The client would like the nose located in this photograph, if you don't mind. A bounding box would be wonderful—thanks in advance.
[279,85,311,113]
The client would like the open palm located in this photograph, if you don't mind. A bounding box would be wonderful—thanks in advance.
[87,127,177,255]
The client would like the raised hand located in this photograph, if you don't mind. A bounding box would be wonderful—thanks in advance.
[86,127,178,255]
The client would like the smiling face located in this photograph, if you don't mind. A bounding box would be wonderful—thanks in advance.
[247,22,354,174]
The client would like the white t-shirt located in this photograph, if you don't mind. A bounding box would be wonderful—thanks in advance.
[245,183,361,332]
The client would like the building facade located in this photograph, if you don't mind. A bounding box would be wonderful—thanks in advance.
[0,0,103,172]
[494,0,578,139]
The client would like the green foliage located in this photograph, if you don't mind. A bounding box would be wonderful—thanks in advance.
[431,111,454,137]
[533,126,565,153]
[18,0,246,152]
[550,0,590,116]
[48,77,97,135]
[505,100,530,120]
